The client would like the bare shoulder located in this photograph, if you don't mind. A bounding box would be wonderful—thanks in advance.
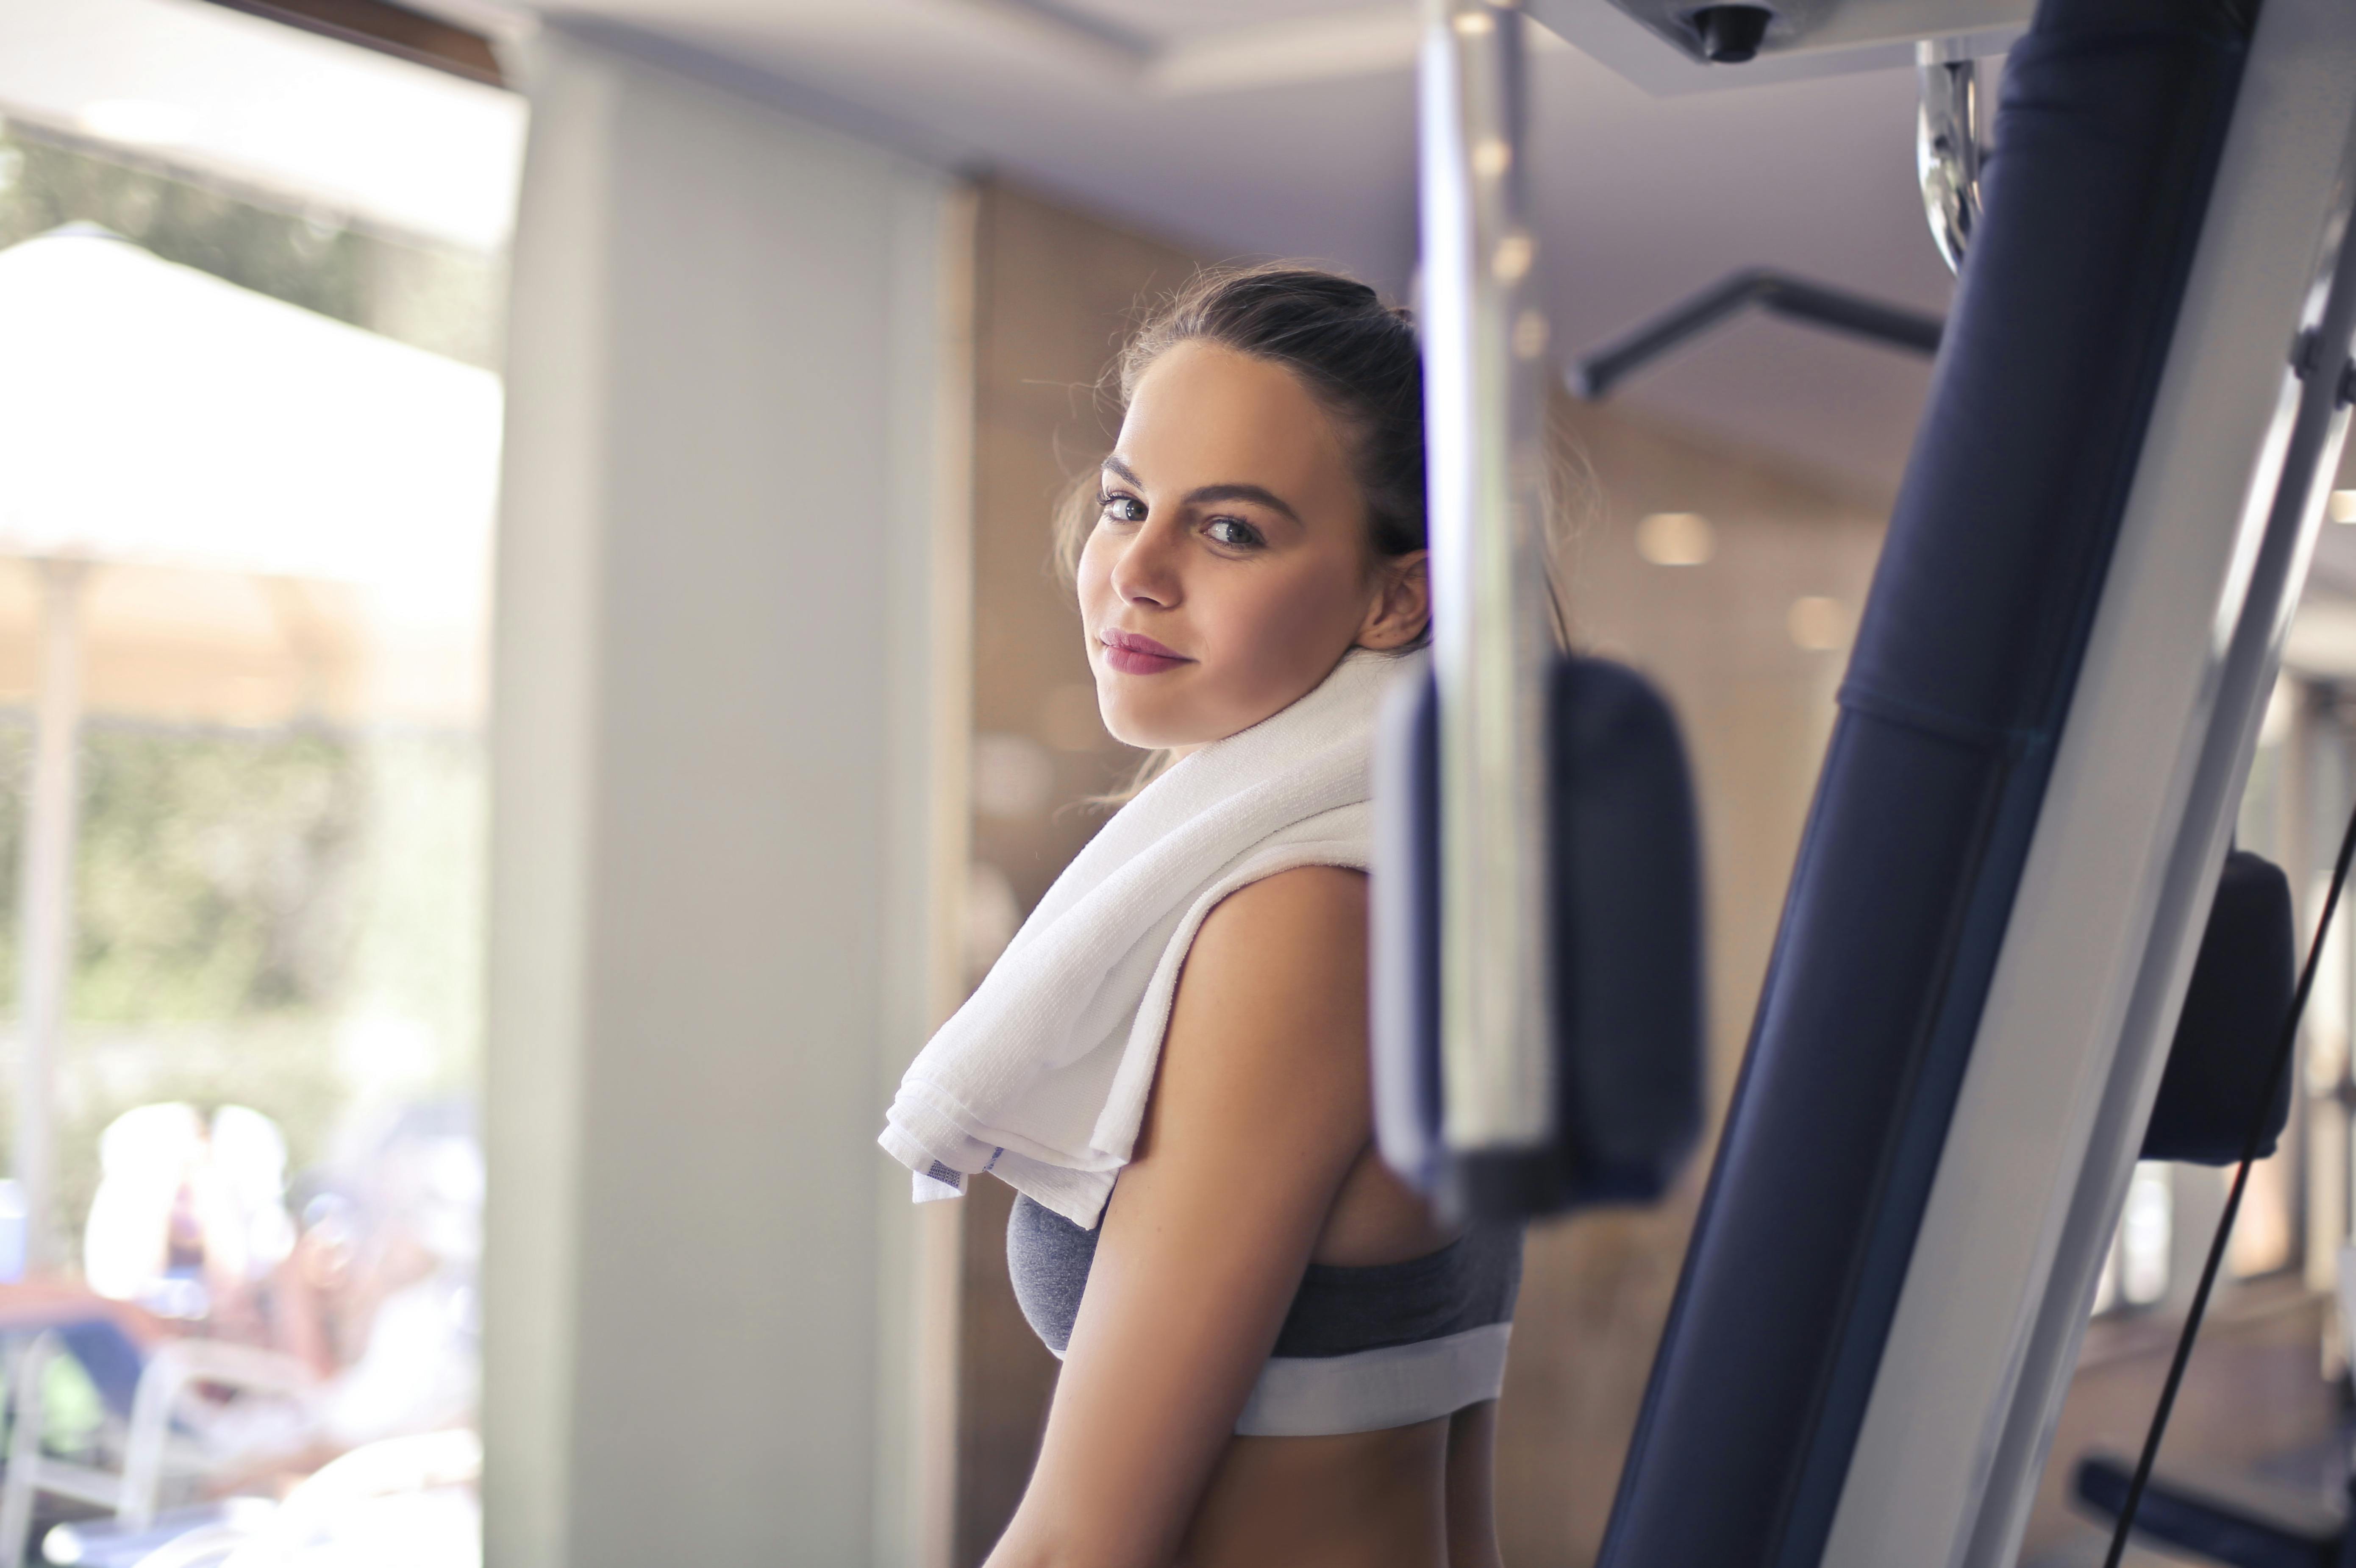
[1160,865,1371,1096]
[1192,863,1368,962]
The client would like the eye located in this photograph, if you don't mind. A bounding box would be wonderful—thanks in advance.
[1099,492,1146,525]
[1204,516,1265,549]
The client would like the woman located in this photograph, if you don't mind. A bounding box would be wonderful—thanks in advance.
[882,264,1521,1568]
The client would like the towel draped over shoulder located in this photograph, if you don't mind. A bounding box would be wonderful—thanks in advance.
[878,648,1402,1228]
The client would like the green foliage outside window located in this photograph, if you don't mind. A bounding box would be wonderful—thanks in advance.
[75,727,361,1024]
[0,723,485,1245]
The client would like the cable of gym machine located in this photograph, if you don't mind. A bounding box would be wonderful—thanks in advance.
[2101,791,2356,1568]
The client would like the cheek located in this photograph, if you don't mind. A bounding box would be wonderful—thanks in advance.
[1205,560,1366,685]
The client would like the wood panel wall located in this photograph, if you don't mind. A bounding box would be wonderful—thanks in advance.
[1500,397,1888,1565]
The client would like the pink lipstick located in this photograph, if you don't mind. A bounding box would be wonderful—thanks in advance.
[1100,628,1192,675]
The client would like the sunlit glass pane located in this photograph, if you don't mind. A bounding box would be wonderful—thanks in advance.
[2120,1163,2172,1307]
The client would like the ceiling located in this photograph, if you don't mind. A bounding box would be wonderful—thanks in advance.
[521,0,1957,493]
[0,0,1959,489]
[15,0,2350,512]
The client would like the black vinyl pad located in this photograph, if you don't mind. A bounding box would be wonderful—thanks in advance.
[2143,849,2297,1165]
[1370,655,1703,1216]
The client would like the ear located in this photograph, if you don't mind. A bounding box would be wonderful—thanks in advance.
[1356,550,1430,651]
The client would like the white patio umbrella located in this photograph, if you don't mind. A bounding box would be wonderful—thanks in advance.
[0,225,501,1268]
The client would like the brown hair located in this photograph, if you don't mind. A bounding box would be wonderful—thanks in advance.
[1054,261,1428,587]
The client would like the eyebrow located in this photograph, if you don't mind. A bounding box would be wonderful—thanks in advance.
[1101,456,1303,526]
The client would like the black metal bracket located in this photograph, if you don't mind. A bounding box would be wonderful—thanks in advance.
[1567,268,1945,400]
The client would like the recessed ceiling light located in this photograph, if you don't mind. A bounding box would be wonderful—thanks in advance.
[1492,233,1535,283]
[2330,489,2356,524]
[1511,309,1550,360]
[1636,511,1714,566]
[1788,595,1850,651]
[75,99,199,148]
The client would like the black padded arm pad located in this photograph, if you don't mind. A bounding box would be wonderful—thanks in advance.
[1369,656,1704,1216]
[2144,848,2297,1164]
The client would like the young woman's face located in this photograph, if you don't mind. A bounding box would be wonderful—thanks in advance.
[1078,340,1427,752]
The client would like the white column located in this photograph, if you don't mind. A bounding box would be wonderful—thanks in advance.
[485,30,967,1567]
[15,558,87,1275]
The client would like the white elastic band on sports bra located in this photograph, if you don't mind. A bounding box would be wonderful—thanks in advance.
[1231,1322,1512,1437]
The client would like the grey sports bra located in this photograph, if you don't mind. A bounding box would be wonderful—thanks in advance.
[1008,1192,1524,1437]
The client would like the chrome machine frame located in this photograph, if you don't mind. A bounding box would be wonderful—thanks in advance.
[1420,0,1558,1160]
[1416,4,2356,1568]
[1916,36,1982,274]
[1839,7,2356,1559]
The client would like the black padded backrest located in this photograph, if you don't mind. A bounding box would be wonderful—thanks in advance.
[1596,1,2255,1564]
[1545,656,1703,1204]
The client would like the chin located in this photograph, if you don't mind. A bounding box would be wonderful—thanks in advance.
[1101,703,1192,752]
[1103,716,1172,751]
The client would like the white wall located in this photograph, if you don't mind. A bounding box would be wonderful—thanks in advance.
[485,28,967,1566]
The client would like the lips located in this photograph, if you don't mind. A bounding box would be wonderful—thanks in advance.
[1100,627,1192,675]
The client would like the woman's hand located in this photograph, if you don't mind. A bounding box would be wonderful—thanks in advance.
[985,866,1378,1568]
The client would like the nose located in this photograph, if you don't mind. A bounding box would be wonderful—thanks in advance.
[1108,514,1184,610]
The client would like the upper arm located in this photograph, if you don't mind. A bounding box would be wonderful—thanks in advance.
[988,865,1373,1568]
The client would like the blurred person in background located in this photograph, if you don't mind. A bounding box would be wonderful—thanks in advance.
[199,1105,481,1483]
[0,1101,478,1490]
[84,1103,297,1327]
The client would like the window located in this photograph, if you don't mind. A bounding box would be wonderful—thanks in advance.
[0,13,517,1548]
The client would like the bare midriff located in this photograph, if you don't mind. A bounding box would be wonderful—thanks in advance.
[1175,1402,1500,1568]
[1161,1138,1505,1568]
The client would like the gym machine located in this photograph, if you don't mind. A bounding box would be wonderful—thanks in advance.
[1373,4,2356,1568]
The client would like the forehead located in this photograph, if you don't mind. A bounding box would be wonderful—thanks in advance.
[1115,340,1351,493]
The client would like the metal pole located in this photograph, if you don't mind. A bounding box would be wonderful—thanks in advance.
[1915,37,1983,275]
[1420,0,1555,1164]
[17,559,86,1276]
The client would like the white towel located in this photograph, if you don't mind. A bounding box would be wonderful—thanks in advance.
[879,648,1405,1229]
